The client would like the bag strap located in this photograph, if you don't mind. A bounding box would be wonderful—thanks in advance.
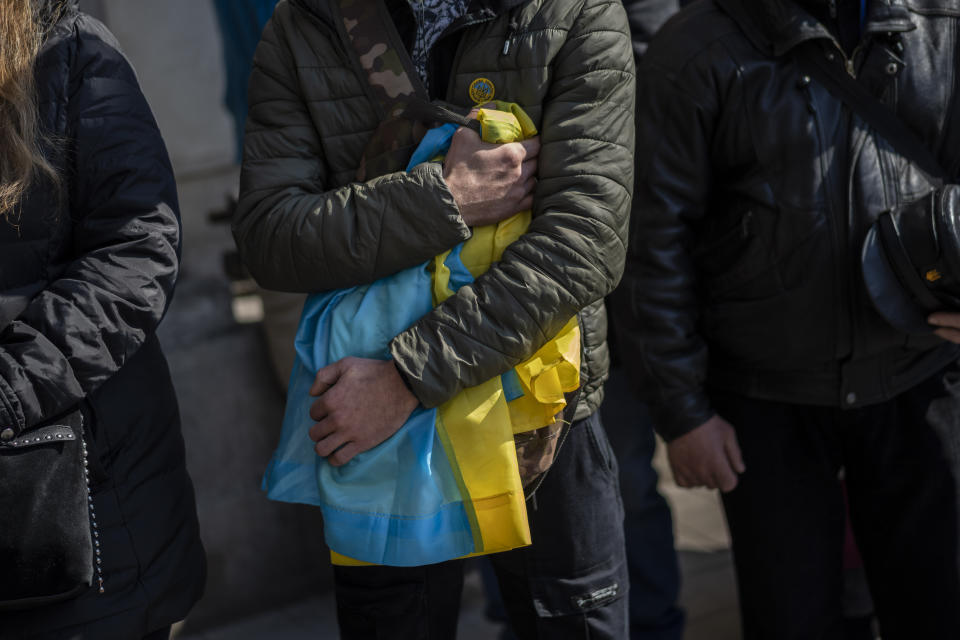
[794,41,946,186]
[334,0,427,115]
[402,99,482,136]
[877,211,944,310]
[331,0,480,179]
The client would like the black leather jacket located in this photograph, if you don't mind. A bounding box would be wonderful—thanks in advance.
[615,0,960,440]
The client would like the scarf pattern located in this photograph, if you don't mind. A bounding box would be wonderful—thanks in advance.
[407,0,469,90]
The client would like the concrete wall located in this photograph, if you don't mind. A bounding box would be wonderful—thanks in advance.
[80,0,235,175]
[76,1,333,631]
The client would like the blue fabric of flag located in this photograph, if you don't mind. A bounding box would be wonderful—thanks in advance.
[262,123,482,566]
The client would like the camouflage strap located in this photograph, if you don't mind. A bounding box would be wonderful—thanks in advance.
[335,0,431,181]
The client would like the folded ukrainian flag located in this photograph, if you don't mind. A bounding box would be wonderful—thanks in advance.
[262,103,580,567]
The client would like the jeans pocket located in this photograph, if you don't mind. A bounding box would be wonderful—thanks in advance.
[528,556,628,619]
[583,413,618,478]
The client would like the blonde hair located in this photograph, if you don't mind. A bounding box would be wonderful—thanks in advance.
[0,0,61,224]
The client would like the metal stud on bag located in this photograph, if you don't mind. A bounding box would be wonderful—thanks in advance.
[80,420,104,595]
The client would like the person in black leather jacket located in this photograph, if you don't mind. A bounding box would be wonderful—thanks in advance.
[615,0,960,637]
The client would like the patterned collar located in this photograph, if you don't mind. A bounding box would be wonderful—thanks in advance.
[407,0,470,90]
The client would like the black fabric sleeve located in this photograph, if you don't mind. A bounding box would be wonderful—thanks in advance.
[0,17,180,434]
[610,46,720,441]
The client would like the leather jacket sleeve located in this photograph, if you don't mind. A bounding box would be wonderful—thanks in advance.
[0,18,180,434]
[390,0,635,408]
[233,9,472,293]
[611,42,718,441]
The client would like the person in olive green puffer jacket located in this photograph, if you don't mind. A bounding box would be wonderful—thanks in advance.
[233,0,634,637]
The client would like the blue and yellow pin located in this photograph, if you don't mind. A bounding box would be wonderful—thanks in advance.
[469,77,495,104]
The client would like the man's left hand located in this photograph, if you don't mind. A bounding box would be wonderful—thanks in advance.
[308,357,419,466]
[929,312,960,343]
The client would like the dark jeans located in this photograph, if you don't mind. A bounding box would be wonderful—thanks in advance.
[714,364,960,640]
[333,411,629,639]
[601,367,684,640]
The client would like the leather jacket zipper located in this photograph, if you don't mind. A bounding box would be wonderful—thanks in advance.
[818,33,874,359]
[827,38,867,79]
[802,60,852,360]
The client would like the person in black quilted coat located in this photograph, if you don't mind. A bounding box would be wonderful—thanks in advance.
[0,1,205,637]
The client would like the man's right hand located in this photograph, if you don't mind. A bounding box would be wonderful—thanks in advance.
[666,414,746,493]
[442,125,540,227]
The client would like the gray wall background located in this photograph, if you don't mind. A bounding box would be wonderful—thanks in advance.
[77,0,333,631]
[81,0,235,174]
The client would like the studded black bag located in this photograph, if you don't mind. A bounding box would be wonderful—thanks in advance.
[0,292,100,611]
[0,407,99,610]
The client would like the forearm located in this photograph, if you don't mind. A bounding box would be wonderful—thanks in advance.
[234,161,470,292]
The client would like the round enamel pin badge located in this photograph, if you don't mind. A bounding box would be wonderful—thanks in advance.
[469,77,495,104]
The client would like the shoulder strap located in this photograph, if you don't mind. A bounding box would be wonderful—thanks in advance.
[794,41,945,186]
[331,0,480,180]
[335,0,428,114]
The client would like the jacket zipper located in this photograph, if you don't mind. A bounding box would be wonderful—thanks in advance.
[803,62,851,361]
[827,37,867,79]
[818,34,874,361]
[427,11,499,99]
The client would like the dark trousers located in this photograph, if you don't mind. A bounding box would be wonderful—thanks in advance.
[601,367,684,640]
[333,411,629,639]
[713,365,960,640]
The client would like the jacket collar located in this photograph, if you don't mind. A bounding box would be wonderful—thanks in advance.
[294,0,526,21]
[718,0,916,57]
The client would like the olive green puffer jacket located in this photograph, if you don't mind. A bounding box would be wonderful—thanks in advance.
[233,0,634,419]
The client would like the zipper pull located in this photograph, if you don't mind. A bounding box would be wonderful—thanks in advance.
[845,58,855,77]
[502,37,511,56]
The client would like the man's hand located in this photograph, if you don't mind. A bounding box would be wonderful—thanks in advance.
[929,312,960,343]
[666,414,746,493]
[442,125,540,227]
[307,357,419,467]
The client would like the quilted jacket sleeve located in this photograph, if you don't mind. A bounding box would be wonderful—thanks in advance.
[232,5,472,292]
[610,34,719,441]
[0,17,179,435]
[390,0,635,409]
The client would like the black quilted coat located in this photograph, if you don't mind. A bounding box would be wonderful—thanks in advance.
[1,3,205,636]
